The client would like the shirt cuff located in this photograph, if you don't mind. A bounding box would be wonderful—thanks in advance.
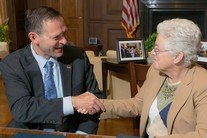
[63,96,74,115]
[76,131,88,135]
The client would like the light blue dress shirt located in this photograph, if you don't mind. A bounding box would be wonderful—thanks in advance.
[31,44,87,134]
[30,44,74,115]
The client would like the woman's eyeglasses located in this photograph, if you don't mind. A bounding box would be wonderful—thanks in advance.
[152,47,171,55]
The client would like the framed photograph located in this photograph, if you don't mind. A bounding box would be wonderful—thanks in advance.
[89,37,98,45]
[116,38,147,63]
[197,41,207,63]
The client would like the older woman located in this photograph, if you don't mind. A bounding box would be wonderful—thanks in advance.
[102,18,207,138]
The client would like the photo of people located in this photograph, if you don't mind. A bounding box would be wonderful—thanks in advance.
[118,40,146,62]
[197,41,207,62]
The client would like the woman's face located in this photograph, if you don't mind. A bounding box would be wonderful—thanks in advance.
[151,34,175,72]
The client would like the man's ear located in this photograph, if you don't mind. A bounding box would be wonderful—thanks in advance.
[28,32,39,45]
[173,52,184,64]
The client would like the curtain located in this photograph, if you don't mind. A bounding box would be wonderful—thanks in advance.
[0,0,8,25]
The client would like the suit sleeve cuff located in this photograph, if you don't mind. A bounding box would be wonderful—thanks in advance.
[63,96,74,115]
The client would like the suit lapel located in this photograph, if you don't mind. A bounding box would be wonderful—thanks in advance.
[140,72,166,135]
[167,67,194,134]
[22,46,73,97]
[24,61,44,97]
[145,74,166,108]
[59,62,72,96]
[20,46,44,97]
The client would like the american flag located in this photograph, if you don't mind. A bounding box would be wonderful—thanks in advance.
[121,0,140,38]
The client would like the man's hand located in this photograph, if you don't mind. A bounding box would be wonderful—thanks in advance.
[71,92,105,115]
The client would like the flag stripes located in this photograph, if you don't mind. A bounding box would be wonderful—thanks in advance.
[121,0,140,38]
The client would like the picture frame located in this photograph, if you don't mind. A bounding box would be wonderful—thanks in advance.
[116,38,147,63]
[197,41,207,63]
[89,37,98,45]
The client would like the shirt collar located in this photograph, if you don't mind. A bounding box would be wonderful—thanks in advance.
[30,44,57,70]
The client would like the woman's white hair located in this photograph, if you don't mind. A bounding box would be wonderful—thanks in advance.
[157,18,201,67]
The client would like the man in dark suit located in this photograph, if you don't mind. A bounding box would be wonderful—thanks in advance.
[0,6,105,134]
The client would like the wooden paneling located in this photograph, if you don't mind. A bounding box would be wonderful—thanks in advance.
[88,0,102,20]
[37,0,84,47]
[8,0,207,53]
[7,0,28,51]
[8,0,126,52]
[13,0,29,48]
[9,0,126,53]
[102,0,122,20]
[61,0,84,47]
[89,0,122,20]
[87,0,126,54]
[88,22,124,53]
[61,0,80,17]
[27,0,41,9]
[103,24,125,51]
[7,0,84,50]
[6,0,16,52]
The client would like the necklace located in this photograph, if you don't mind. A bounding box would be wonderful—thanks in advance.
[161,79,180,100]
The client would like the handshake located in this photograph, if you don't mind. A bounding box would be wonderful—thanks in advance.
[71,92,106,115]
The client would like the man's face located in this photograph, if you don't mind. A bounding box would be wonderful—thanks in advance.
[31,17,68,59]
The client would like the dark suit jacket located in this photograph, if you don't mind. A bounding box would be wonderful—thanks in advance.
[0,45,103,134]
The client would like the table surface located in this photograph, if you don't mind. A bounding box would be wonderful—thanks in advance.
[0,127,115,138]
